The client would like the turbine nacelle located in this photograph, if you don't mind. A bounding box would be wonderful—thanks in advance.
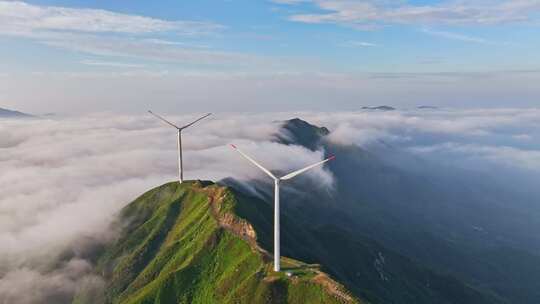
[148,110,211,131]
[148,110,212,183]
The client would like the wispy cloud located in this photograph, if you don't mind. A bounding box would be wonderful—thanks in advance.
[80,60,146,68]
[40,34,263,66]
[270,0,310,4]
[4,69,540,113]
[340,40,379,47]
[0,1,268,68]
[0,1,222,36]
[410,142,540,172]
[420,28,491,44]
[281,0,540,28]
[142,39,211,49]
[0,2,310,70]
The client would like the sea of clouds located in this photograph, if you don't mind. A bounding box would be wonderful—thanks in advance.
[1,108,539,303]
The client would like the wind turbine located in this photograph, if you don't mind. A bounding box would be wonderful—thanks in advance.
[148,111,211,183]
[230,144,335,272]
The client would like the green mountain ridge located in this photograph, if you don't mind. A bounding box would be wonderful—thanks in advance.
[75,181,361,304]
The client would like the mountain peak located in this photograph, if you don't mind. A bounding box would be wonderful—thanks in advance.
[277,118,330,151]
[361,106,395,111]
[0,107,33,118]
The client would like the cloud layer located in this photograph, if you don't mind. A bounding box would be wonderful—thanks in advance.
[0,1,221,35]
[0,112,336,303]
[1,108,540,303]
[0,1,269,68]
[305,108,540,180]
[277,0,540,28]
[5,69,540,114]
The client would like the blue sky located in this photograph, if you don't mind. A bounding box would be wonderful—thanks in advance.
[1,0,540,113]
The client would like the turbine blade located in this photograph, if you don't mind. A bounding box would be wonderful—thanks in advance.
[180,113,212,130]
[230,144,277,179]
[148,110,181,129]
[280,155,335,181]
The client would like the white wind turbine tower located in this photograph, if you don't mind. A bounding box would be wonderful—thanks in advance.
[148,111,211,183]
[230,144,335,272]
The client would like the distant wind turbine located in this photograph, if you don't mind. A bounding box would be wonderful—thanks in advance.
[149,111,211,183]
[230,144,335,272]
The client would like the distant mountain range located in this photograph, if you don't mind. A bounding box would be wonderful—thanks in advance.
[361,106,395,111]
[0,107,33,118]
[361,105,439,111]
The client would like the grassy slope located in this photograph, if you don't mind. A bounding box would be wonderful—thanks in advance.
[87,181,361,304]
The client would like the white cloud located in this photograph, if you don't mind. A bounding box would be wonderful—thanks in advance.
[142,38,210,48]
[0,2,298,70]
[0,112,335,302]
[0,1,266,68]
[0,113,331,258]
[420,28,491,44]
[341,40,379,47]
[0,1,222,35]
[271,0,310,4]
[513,134,532,141]
[283,0,540,28]
[80,60,146,68]
[39,33,262,66]
[298,108,540,172]
[5,69,540,113]
[2,108,540,302]
[409,142,540,172]
[302,108,540,142]
[0,259,104,304]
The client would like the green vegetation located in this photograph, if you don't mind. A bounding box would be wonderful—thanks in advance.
[79,181,362,304]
